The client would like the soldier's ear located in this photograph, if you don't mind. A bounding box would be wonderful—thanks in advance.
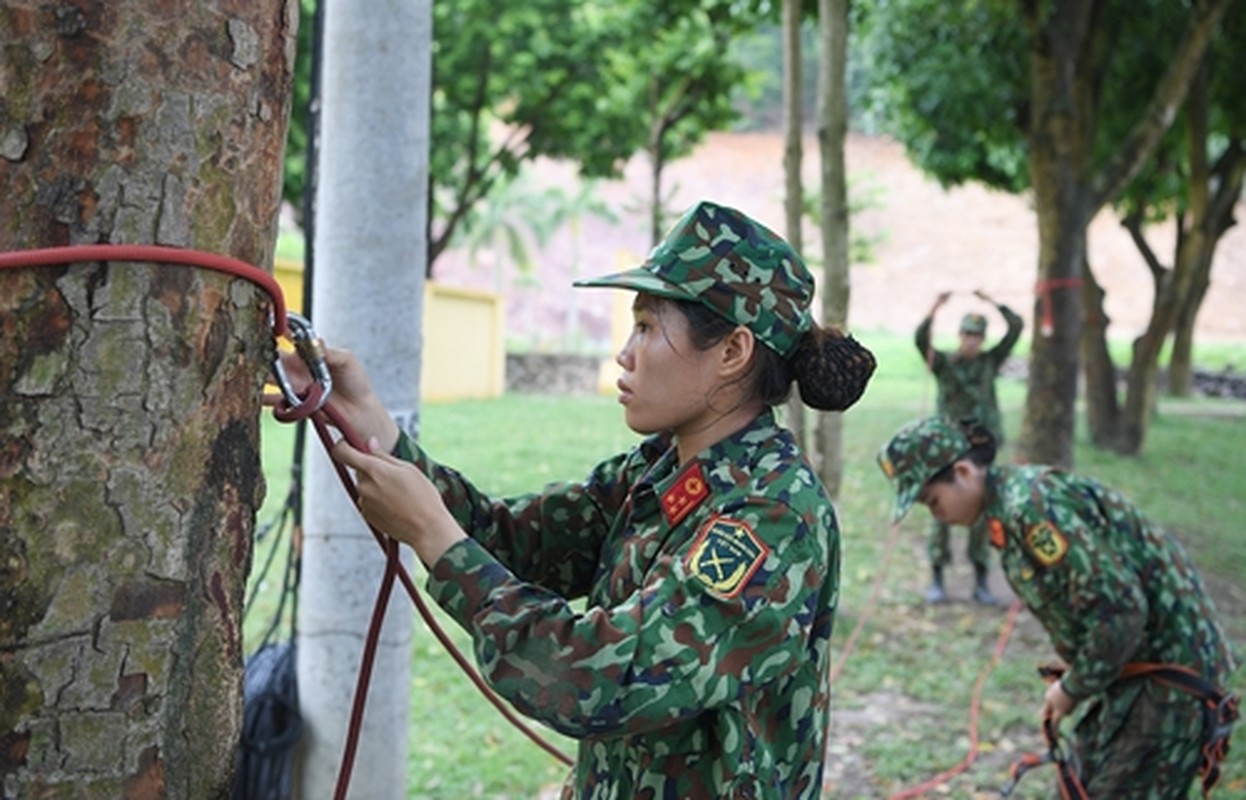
[952,460,978,484]
[717,325,756,378]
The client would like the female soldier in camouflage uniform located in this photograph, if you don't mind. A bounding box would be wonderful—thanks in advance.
[300,201,877,798]
[914,290,1024,604]
[878,416,1238,797]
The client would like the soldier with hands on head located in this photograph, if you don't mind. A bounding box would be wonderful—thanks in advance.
[914,289,1024,604]
[283,201,877,799]
[878,416,1238,798]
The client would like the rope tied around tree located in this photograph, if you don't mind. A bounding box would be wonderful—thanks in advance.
[1034,277,1083,338]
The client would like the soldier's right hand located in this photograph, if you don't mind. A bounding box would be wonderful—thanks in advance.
[278,346,400,452]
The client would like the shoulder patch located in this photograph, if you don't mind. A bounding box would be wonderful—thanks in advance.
[661,463,709,526]
[684,517,769,599]
[1024,520,1069,566]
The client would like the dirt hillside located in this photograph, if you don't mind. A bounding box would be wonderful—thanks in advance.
[435,131,1246,354]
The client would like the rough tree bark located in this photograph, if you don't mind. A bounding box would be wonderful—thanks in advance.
[0,2,295,797]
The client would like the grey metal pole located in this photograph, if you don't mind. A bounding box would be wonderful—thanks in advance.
[295,0,431,797]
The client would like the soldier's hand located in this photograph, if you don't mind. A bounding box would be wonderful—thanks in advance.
[279,345,400,451]
[1041,679,1077,727]
[331,435,465,566]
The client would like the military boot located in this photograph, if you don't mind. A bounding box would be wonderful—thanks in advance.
[925,565,948,604]
[972,562,1000,606]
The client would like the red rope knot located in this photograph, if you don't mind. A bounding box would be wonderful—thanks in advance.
[1034,276,1083,338]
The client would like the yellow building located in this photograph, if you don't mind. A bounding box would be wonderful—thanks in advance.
[274,257,505,401]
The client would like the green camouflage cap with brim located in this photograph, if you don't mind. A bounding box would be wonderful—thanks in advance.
[960,313,988,335]
[573,200,814,357]
[877,416,970,522]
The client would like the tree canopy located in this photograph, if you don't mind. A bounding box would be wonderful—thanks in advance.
[855,0,1236,462]
[283,0,777,271]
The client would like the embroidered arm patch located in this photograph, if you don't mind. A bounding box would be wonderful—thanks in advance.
[1025,520,1069,566]
[684,517,769,598]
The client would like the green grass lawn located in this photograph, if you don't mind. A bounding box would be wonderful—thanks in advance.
[246,329,1246,799]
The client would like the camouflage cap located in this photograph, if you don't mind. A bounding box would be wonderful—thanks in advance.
[574,201,814,357]
[877,416,970,522]
[960,313,988,335]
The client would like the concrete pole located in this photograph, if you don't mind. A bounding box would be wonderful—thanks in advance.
[295,1,431,797]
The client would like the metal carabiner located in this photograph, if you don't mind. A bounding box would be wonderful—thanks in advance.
[271,312,333,413]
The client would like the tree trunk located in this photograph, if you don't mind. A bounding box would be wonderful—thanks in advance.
[1110,68,1242,452]
[1168,280,1203,397]
[1080,257,1121,448]
[0,2,294,797]
[647,107,667,248]
[1116,217,1185,455]
[781,0,806,447]
[1017,2,1096,468]
[1169,140,1244,397]
[815,0,850,496]
[1169,272,1208,397]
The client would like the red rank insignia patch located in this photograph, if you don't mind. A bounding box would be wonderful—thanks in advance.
[661,463,708,527]
[684,517,769,599]
[1025,520,1069,566]
[988,518,1006,549]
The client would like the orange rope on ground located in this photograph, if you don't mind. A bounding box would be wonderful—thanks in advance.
[888,599,1024,800]
[830,520,904,684]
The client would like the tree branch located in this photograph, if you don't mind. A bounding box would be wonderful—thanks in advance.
[1089,0,1233,211]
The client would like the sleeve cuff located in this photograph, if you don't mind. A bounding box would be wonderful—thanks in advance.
[1059,673,1093,701]
[425,537,514,630]
[392,429,417,461]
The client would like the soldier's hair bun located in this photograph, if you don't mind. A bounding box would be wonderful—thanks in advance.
[791,325,877,412]
[957,418,998,465]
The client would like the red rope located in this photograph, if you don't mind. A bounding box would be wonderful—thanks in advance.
[888,599,1024,800]
[0,244,289,336]
[830,521,904,684]
[1034,276,1082,338]
[271,394,576,800]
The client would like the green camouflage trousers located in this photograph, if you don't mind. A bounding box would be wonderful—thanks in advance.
[1074,678,1208,798]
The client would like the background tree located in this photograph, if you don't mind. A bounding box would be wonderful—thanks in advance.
[857,0,1231,465]
[283,0,316,219]
[602,0,764,244]
[1080,3,1246,453]
[814,0,852,496]
[283,0,770,269]
[782,0,809,446]
[0,1,293,795]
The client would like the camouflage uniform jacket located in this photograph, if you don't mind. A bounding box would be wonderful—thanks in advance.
[982,465,1236,723]
[915,304,1023,440]
[394,409,840,799]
